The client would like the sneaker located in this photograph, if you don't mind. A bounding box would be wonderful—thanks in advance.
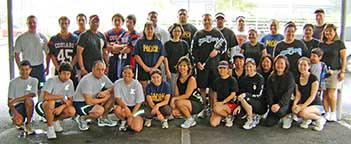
[16,125,24,130]
[53,121,63,132]
[197,109,206,119]
[98,118,117,127]
[118,120,127,131]
[40,117,47,123]
[253,114,261,126]
[329,112,337,122]
[181,117,196,128]
[47,126,57,139]
[144,119,152,127]
[24,123,34,135]
[313,117,327,131]
[161,119,169,129]
[77,116,89,131]
[225,115,234,127]
[300,119,312,129]
[243,118,254,130]
[324,112,331,121]
[292,114,300,122]
[282,114,293,129]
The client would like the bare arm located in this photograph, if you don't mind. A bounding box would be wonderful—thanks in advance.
[153,56,165,69]
[77,46,85,71]
[15,52,21,68]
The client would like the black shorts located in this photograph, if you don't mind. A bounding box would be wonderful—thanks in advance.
[190,99,203,114]
[196,67,218,89]
[30,64,46,89]
[35,101,63,117]
[8,103,28,118]
[137,67,151,81]
[73,102,94,116]
[127,105,145,117]
[245,97,268,115]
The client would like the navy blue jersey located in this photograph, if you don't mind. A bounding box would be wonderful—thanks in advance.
[48,33,78,64]
[118,30,141,68]
[105,28,126,44]
[73,30,84,37]
[132,38,166,67]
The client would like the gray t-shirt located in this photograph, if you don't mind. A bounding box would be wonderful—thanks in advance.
[74,73,113,102]
[14,32,48,66]
[310,63,322,82]
[41,76,75,102]
[8,76,38,104]
[114,79,144,106]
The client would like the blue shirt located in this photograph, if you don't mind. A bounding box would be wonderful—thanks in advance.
[133,38,166,67]
[48,33,78,64]
[146,81,171,103]
[260,34,284,55]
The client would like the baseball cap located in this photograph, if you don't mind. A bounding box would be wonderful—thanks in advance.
[215,12,225,19]
[233,53,245,60]
[218,60,229,68]
[245,58,256,65]
[89,15,99,23]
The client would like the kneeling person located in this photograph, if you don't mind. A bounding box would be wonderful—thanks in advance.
[73,61,116,130]
[8,60,38,134]
[113,65,144,132]
[35,63,76,139]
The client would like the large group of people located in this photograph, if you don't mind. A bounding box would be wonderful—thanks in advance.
[8,8,347,139]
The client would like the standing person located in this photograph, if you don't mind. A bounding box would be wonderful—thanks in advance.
[192,13,226,117]
[133,21,166,91]
[73,13,87,37]
[302,24,320,56]
[215,12,238,61]
[274,22,308,77]
[77,15,108,76]
[319,24,347,122]
[228,33,246,64]
[264,55,295,129]
[260,19,284,56]
[313,9,326,40]
[236,58,266,130]
[177,8,198,47]
[113,65,144,132]
[234,16,247,43]
[292,57,326,131]
[144,69,172,129]
[164,23,189,94]
[147,11,170,44]
[118,14,141,69]
[240,28,267,64]
[15,15,49,90]
[210,61,238,128]
[105,13,126,82]
[47,16,79,87]
[73,61,117,131]
[171,56,203,128]
[8,60,38,135]
[35,63,76,139]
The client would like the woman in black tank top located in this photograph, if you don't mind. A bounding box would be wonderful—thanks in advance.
[170,56,203,128]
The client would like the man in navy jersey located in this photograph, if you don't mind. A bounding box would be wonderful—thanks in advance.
[73,13,87,37]
[47,16,79,86]
[105,13,126,82]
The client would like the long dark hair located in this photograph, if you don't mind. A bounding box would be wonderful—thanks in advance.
[272,54,290,75]
[258,54,274,73]
[176,56,193,78]
[142,21,157,40]
[169,23,184,39]
[321,23,339,42]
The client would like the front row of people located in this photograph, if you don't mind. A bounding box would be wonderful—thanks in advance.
[8,55,326,139]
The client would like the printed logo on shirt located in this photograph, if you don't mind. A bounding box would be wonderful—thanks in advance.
[182,31,191,39]
[253,84,256,90]
[143,44,159,53]
[280,47,303,56]
[198,35,223,47]
[65,84,70,91]
[150,93,166,102]
[130,88,136,95]
[265,40,278,47]
[26,84,32,91]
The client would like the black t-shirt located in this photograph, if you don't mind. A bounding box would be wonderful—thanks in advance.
[296,74,322,106]
[241,41,266,64]
[212,76,238,102]
[232,69,246,83]
[266,72,295,107]
[181,23,198,46]
[219,27,238,61]
[274,39,308,77]
[77,30,107,72]
[320,40,346,70]
[302,38,320,57]
[165,40,189,73]
[192,28,227,69]
[239,73,265,102]
[313,24,326,40]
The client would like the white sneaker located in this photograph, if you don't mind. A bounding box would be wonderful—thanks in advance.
[329,112,337,122]
[225,115,234,127]
[24,123,34,135]
[282,114,293,129]
[144,119,152,127]
[324,112,331,121]
[53,121,63,132]
[243,118,254,130]
[181,118,196,128]
[313,117,327,131]
[98,118,117,127]
[292,114,300,122]
[77,116,89,131]
[118,120,127,131]
[47,126,57,139]
[300,119,312,129]
[161,119,169,129]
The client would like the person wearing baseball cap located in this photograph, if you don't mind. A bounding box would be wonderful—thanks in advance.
[77,14,108,76]
[215,12,238,61]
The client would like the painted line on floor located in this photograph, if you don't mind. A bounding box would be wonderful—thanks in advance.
[181,129,191,144]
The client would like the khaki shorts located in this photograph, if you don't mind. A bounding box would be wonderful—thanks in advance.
[325,70,343,89]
